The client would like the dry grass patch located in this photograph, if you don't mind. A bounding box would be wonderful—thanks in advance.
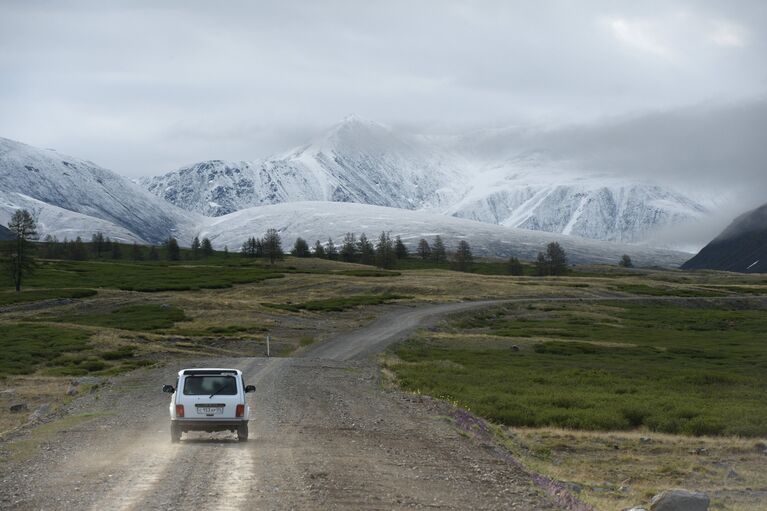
[498,426,767,511]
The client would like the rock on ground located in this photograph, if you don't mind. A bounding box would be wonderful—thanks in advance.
[650,489,709,511]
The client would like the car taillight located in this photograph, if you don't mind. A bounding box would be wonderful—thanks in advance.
[236,404,245,417]
[175,404,185,417]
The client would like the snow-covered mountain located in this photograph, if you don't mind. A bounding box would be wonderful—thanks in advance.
[198,201,689,267]
[142,116,464,217]
[142,117,709,243]
[0,135,689,266]
[0,137,197,243]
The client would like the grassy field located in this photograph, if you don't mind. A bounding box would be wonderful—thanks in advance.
[263,293,410,312]
[0,289,97,307]
[384,298,767,511]
[40,304,188,331]
[386,300,767,437]
[2,251,767,509]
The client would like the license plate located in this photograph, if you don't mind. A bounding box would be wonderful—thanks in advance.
[196,407,223,415]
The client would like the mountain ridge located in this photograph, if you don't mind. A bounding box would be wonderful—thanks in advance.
[682,203,767,273]
[0,135,690,266]
[142,117,709,243]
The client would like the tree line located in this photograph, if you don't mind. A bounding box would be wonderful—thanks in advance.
[1,208,641,292]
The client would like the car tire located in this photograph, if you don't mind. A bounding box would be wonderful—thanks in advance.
[171,423,182,443]
[237,423,248,442]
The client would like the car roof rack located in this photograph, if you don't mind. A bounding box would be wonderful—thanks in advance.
[182,369,238,376]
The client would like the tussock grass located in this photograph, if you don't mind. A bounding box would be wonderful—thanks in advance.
[25,260,284,292]
[388,300,767,437]
[0,289,97,306]
[498,426,767,511]
[263,293,411,312]
[44,304,188,331]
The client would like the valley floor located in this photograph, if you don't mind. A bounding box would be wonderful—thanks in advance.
[0,304,565,511]
[1,257,766,510]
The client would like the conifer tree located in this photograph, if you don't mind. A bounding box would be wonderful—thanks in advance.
[394,236,408,259]
[431,235,447,263]
[5,209,38,291]
[507,256,523,276]
[535,251,549,276]
[416,238,431,260]
[201,237,214,257]
[452,240,473,272]
[131,242,144,261]
[291,237,310,257]
[619,254,633,268]
[313,240,326,258]
[166,237,181,261]
[375,231,396,269]
[340,232,358,262]
[70,236,88,261]
[91,232,105,258]
[190,236,201,259]
[546,242,568,275]
[326,238,338,260]
[262,228,284,264]
[357,233,375,265]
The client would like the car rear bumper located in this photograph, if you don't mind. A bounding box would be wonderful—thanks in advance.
[173,419,248,432]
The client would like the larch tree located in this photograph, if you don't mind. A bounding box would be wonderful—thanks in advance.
[340,232,358,262]
[262,228,284,264]
[357,233,375,265]
[190,236,201,259]
[546,242,568,275]
[201,237,214,257]
[166,237,181,261]
[619,254,634,268]
[507,256,524,276]
[313,240,326,258]
[375,231,396,269]
[431,235,447,263]
[326,238,338,260]
[291,237,310,258]
[394,236,409,259]
[416,238,431,260]
[452,240,473,272]
[5,209,38,292]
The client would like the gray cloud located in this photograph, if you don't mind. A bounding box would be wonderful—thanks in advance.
[0,0,765,185]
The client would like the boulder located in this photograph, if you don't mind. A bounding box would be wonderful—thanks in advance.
[650,489,709,511]
[9,403,28,413]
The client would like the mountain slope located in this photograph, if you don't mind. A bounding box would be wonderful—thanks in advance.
[0,137,196,243]
[143,118,709,244]
[142,117,463,217]
[682,203,767,273]
[198,201,689,267]
[0,135,689,267]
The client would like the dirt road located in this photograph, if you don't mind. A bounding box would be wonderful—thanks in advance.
[0,301,571,510]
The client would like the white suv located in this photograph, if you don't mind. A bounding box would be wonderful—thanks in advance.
[163,368,255,442]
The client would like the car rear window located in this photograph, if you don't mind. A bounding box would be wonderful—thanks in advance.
[183,375,237,395]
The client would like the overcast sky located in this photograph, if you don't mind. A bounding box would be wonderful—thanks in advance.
[1,0,765,185]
